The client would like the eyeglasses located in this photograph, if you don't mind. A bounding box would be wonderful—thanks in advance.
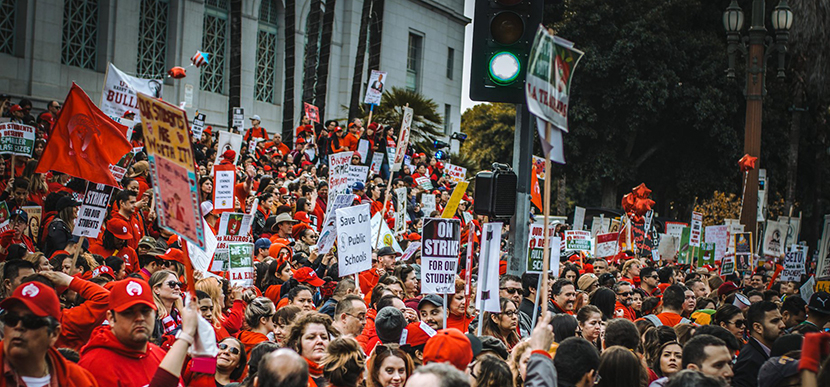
[218,342,241,355]
[617,292,633,296]
[346,313,366,321]
[165,280,184,289]
[500,287,521,295]
[500,310,517,317]
[467,361,479,379]
[646,275,659,279]
[728,319,746,329]
[0,311,51,330]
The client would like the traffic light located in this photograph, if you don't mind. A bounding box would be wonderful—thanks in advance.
[470,0,544,103]
[434,140,450,149]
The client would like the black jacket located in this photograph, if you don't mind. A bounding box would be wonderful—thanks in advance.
[732,337,770,387]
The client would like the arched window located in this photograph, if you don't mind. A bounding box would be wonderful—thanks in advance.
[61,0,98,70]
[137,0,169,78]
[0,0,16,55]
[255,0,279,103]
[201,0,229,93]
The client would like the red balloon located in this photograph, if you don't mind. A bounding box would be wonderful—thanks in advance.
[621,193,636,213]
[168,66,186,79]
[632,183,652,199]
[738,154,758,173]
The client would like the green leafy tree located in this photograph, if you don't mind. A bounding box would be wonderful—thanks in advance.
[366,87,444,147]
[460,103,516,172]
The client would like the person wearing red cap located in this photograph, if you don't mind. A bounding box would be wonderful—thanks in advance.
[422,328,473,372]
[89,217,138,274]
[329,126,349,154]
[37,270,111,352]
[359,246,400,295]
[79,279,168,387]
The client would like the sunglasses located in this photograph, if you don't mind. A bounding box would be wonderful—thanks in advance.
[0,311,51,330]
[617,291,633,296]
[218,342,241,355]
[730,319,746,329]
[500,287,521,295]
[166,280,184,289]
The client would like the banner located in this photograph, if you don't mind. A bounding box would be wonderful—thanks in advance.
[421,218,460,294]
[698,242,716,267]
[720,255,735,276]
[357,139,369,163]
[477,222,503,313]
[73,182,115,238]
[192,113,206,140]
[441,181,468,218]
[781,249,805,282]
[232,107,244,129]
[227,242,254,287]
[401,241,421,262]
[109,152,134,182]
[317,194,358,256]
[336,204,372,276]
[444,164,467,185]
[421,194,436,216]
[817,215,830,280]
[763,220,788,259]
[564,230,592,252]
[392,107,414,171]
[526,221,559,274]
[328,152,354,196]
[665,222,688,239]
[364,70,387,105]
[188,217,217,272]
[677,227,693,265]
[213,164,236,211]
[0,123,35,156]
[415,176,433,190]
[595,232,620,258]
[657,234,679,262]
[303,103,320,123]
[214,131,243,165]
[371,212,403,254]
[778,216,801,246]
[347,165,369,189]
[690,212,703,247]
[137,93,205,249]
[101,63,163,121]
[704,225,729,263]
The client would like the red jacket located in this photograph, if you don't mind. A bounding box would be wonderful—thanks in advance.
[55,277,110,351]
[222,299,247,335]
[79,326,167,387]
[358,268,381,295]
[0,346,99,387]
[355,309,378,353]
[236,330,270,355]
[614,301,636,321]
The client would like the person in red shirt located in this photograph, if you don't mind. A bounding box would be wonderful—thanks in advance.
[236,297,276,354]
[128,161,151,198]
[637,284,692,327]
[329,126,349,154]
[111,189,144,250]
[41,270,111,352]
[0,209,36,259]
[613,280,637,321]
[343,121,361,151]
[0,281,99,386]
[79,279,167,386]
[244,114,270,142]
[271,132,291,158]
[90,218,139,273]
[359,246,400,295]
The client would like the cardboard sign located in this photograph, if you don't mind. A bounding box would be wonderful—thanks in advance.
[444,164,467,185]
[392,107,413,171]
[73,182,115,238]
[370,153,384,176]
[101,63,162,121]
[192,113,206,140]
[441,181,468,218]
[781,249,805,282]
[109,152,134,181]
[705,225,729,263]
[778,216,801,246]
[364,70,387,105]
[415,176,433,190]
[734,232,753,272]
[690,212,703,247]
[421,194,436,216]
[564,230,592,251]
[138,93,206,249]
[0,123,35,157]
[227,242,254,287]
[477,222,503,312]
[21,206,41,242]
[800,277,816,301]
[526,221,559,273]
[573,206,586,231]
[595,232,620,258]
[214,131,243,165]
[232,107,244,129]
[657,234,679,262]
[370,212,404,254]
[336,204,372,276]
[187,218,216,272]
[421,218,461,294]
[347,165,369,189]
[328,152,354,196]
[213,164,236,210]
[303,103,320,123]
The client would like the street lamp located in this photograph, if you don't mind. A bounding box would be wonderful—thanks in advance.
[723,0,793,235]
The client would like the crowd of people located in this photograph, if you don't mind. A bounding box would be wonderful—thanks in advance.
[0,94,828,387]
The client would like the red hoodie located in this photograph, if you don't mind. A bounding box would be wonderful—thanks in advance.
[55,277,111,351]
[78,326,168,387]
[355,309,378,353]
[0,346,99,387]
[236,330,270,355]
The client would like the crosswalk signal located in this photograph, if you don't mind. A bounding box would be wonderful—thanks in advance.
[470,0,544,103]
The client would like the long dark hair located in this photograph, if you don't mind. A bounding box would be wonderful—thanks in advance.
[218,336,248,381]
[596,346,646,387]
[590,288,617,320]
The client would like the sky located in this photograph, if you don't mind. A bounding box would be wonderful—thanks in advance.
[460,0,484,113]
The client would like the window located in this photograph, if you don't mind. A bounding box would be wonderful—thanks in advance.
[255,0,279,103]
[0,0,15,55]
[446,47,454,80]
[61,0,98,70]
[406,33,423,92]
[200,0,229,93]
[444,104,452,134]
[137,0,169,78]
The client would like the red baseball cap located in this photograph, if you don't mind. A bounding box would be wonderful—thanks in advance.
[293,267,325,287]
[107,218,133,240]
[423,328,473,371]
[157,248,186,265]
[108,279,157,312]
[718,281,741,296]
[0,282,61,319]
[91,265,116,279]
[294,211,312,224]
[403,321,436,347]
[8,104,22,113]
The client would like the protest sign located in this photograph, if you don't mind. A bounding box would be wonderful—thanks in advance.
[101,63,162,120]
[421,218,460,294]
[232,108,244,129]
[386,147,396,166]
[371,212,403,254]
[720,255,735,276]
[477,222,503,313]
[227,243,254,287]
[781,249,805,282]
[392,107,413,171]
[817,215,830,280]
[347,165,369,189]
[778,216,801,246]
[370,153,384,176]
[401,241,421,262]
[698,243,716,267]
[73,182,114,238]
[336,204,372,276]
[109,152,134,181]
[801,277,816,302]
[444,164,467,185]
[441,181,468,218]
[357,139,369,163]
[0,123,35,156]
[665,222,687,239]
[725,220,745,255]
[137,93,205,249]
[21,206,41,242]
[0,202,9,225]
[192,113,206,140]
[734,232,753,272]
[187,218,217,272]
[303,103,320,123]
[394,187,407,235]
[421,194,436,216]
[573,206,585,231]
[364,70,387,105]
[763,220,787,259]
[690,212,703,247]
[213,164,236,211]
[657,234,679,262]
[527,221,559,273]
[564,230,592,252]
[211,250,228,272]
[415,176,433,190]
[595,232,620,258]
[317,194,357,256]
[632,222,656,257]
[214,131,243,165]
[677,227,693,265]
[705,225,729,263]
[328,152,354,196]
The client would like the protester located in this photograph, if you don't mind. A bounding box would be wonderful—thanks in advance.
[285,311,339,386]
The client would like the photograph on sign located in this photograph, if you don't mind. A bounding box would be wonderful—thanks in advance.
[214,131,243,165]
[364,70,387,105]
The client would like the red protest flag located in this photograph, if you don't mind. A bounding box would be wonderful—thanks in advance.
[531,166,543,211]
[35,83,131,186]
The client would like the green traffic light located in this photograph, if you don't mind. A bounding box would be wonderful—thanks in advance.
[489,52,520,84]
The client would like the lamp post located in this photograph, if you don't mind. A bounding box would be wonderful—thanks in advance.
[723,0,793,235]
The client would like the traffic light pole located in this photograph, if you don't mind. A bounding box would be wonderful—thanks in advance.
[507,103,534,276]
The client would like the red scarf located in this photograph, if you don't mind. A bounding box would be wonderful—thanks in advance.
[305,357,324,377]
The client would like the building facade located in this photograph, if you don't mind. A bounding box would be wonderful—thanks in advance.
[0,0,468,141]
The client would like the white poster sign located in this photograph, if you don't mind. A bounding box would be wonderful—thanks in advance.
[573,206,586,231]
[101,63,163,121]
[347,165,369,189]
[421,194,436,216]
[781,249,805,282]
[370,153,384,176]
[371,213,403,254]
[763,220,788,259]
[477,222,503,313]
[704,225,729,263]
[690,212,703,247]
[336,204,372,276]
[328,152,354,196]
[816,214,830,280]
[232,107,244,129]
[421,218,460,294]
[363,70,387,105]
[317,194,359,256]
[73,182,115,238]
[214,131,243,165]
[213,165,236,210]
[444,163,467,185]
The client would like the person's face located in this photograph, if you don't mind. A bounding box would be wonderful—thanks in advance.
[343,300,367,337]
[35,256,50,272]
[495,301,518,332]
[780,282,795,295]
[61,258,73,274]
[593,260,608,275]
[121,196,137,214]
[216,338,242,371]
[109,304,156,348]
[154,274,182,303]
[674,271,685,285]
[198,298,214,321]
[748,294,763,304]
[564,270,577,283]
[378,355,407,387]
[720,314,746,340]
[683,290,696,313]
[404,271,420,296]
[300,323,330,362]
[449,293,465,315]
[755,309,785,344]
[48,102,61,115]
[10,218,25,237]
[4,268,35,296]
[12,188,27,203]
[628,263,641,276]
[292,290,314,311]
[278,221,292,235]
[499,280,523,305]
[691,282,708,299]
[201,179,213,194]
[616,284,632,306]
[781,308,806,329]
[643,271,659,287]
[274,317,289,344]
[387,283,405,300]
[630,292,643,311]
[380,254,396,270]
[689,345,733,383]
[278,265,293,282]
[326,121,335,131]
[580,312,602,342]
[750,275,765,290]
[659,344,683,377]
[2,305,59,360]
[33,143,44,156]
[554,284,576,311]
[319,186,328,199]
[419,303,444,330]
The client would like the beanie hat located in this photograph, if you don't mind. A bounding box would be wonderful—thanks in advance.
[222,149,236,161]
[375,307,406,344]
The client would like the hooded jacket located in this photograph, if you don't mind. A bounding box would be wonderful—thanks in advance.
[0,346,99,387]
[78,325,167,387]
[55,277,111,351]
[236,330,270,355]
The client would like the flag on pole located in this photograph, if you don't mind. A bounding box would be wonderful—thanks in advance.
[191,51,209,68]
[531,166,543,211]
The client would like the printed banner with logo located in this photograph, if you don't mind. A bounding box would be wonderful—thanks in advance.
[421,218,460,294]
[227,242,254,287]
[564,230,592,252]
[102,63,162,121]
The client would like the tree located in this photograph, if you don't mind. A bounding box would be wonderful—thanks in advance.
[367,87,443,147]
[314,0,336,120]
[281,0,297,139]
[348,0,372,122]
[459,103,516,172]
